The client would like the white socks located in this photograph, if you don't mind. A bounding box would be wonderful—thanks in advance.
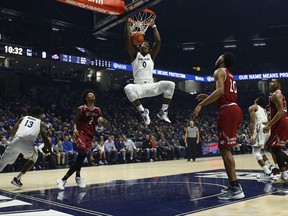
[262,165,271,174]
[137,105,144,112]
[162,104,169,111]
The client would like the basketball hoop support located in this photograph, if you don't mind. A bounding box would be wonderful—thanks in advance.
[92,0,162,35]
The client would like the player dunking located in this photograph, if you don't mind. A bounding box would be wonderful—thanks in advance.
[248,96,276,179]
[0,107,53,187]
[192,52,245,200]
[264,79,288,184]
[57,90,106,190]
[124,19,175,125]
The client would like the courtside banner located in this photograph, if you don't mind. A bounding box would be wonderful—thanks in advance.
[57,0,125,15]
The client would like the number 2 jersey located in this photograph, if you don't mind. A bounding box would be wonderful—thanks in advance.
[77,105,102,137]
[15,116,41,140]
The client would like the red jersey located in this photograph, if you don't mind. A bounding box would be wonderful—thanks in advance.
[267,90,287,120]
[216,68,238,109]
[77,105,102,137]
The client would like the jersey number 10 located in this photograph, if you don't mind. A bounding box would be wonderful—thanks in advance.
[229,80,237,93]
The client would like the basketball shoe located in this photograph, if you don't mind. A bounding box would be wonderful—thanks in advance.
[218,185,245,200]
[76,177,86,189]
[257,172,280,180]
[272,176,288,185]
[11,177,23,187]
[57,179,67,190]
[157,110,171,123]
[141,109,150,125]
[221,184,243,193]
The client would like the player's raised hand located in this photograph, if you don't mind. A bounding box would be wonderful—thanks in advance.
[196,94,209,101]
[73,129,79,137]
[98,117,108,128]
[263,123,271,134]
[150,20,155,27]
[192,105,202,120]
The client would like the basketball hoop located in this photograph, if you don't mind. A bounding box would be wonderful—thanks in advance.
[129,9,156,34]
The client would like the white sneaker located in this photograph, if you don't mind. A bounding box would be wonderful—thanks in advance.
[75,177,86,188]
[157,110,171,123]
[272,176,288,185]
[57,179,67,190]
[257,172,273,179]
[141,109,150,125]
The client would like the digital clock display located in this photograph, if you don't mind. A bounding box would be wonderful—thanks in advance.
[5,45,23,55]
[0,44,36,57]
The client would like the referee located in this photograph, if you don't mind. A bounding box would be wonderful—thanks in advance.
[185,120,200,161]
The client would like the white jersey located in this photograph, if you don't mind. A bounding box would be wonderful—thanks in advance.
[15,116,41,141]
[253,105,270,147]
[131,52,154,84]
[255,105,268,128]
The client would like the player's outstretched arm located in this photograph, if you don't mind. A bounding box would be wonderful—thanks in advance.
[192,69,225,120]
[248,105,257,144]
[150,20,161,61]
[124,19,137,61]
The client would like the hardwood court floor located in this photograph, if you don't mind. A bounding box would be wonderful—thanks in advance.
[0,153,287,216]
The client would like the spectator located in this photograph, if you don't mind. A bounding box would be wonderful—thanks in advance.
[53,139,66,167]
[62,135,77,167]
[104,135,118,164]
[93,136,108,165]
[123,134,141,162]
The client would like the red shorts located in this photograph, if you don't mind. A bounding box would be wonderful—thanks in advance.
[266,116,288,148]
[76,131,93,153]
[218,105,242,147]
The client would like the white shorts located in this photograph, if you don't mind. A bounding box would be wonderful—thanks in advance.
[2,136,38,164]
[253,123,270,148]
[124,80,175,102]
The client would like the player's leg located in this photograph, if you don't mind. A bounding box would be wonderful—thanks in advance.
[155,81,175,123]
[57,132,88,190]
[0,138,21,172]
[271,147,288,184]
[257,125,276,171]
[57,148,87,190]
[11,151,38,187]
[74,148,87,188]
[218,106,244,200]
[253,147,274,179]
[124,84,150,125]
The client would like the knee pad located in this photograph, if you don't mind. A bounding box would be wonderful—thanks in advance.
[124,84,138,102]
[252,148,263,161]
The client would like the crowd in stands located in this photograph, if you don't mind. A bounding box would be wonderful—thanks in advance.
[0,73,268,172]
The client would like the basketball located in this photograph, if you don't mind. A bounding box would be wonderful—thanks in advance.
[131,32,144,46]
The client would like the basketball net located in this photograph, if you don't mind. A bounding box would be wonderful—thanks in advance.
[129,9,156,34]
